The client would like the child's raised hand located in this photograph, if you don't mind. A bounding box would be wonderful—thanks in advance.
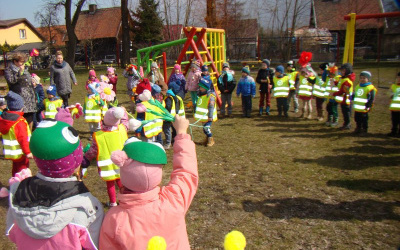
[172,115,189,135]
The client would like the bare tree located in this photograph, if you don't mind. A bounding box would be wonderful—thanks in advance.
[35,5,60,50]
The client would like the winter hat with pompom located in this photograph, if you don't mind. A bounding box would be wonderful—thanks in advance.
[174,64,181,71]
[111,137,167,192]
[136,78,152,95]
[104,107,125,126]
[30,120,83,178]
[55,107,74,126]
[107,67,115,74]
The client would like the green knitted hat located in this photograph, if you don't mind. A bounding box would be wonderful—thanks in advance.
[30,120,80,160]
[122,137,167,165]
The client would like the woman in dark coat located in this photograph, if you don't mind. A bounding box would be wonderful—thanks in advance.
[4,52,38,130]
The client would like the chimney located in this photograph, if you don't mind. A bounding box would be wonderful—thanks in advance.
[89,4,97,14]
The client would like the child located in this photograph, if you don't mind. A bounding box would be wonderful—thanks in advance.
[0,96,7,115]
[297,68,315,119]
[106,67,118,93]
[324,64,340,127]
[31,73,45,128]
[195,77,217,146]
[6,120,104,249]
[185,60,202,109]
[84,83,105,136]
[333,63,355,130]
[100,115,198,250]
[217,62,236,118]
[163,82,185,149]
[388,72,400,137]
[148,62,168,97]
[167,64,186,99]
[0,91,32,177]
[313,63,329,121]
[352,71,377,134]
[123,64,140,97]
[81,107,129,207]
[256,59,273,115]
[273,65,290,117]
[43,85,63,119]
[85,69,99,90]
[237,67,256,118]
[286,60,299,113]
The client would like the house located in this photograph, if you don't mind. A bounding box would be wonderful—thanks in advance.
[36,25,67,49]
[0,18,44,45]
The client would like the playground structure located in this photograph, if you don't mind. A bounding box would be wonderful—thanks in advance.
[342,11,400,65]
[136,27,226,93]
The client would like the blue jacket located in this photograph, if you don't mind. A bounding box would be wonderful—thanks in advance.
[237,76,256,97]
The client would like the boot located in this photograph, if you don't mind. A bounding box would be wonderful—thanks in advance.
[258,107,263,116]
[246,109,252,118]
[207,137,215,147]
[317,110,324,121]
[203,135,208,145]
[265,106,270,115]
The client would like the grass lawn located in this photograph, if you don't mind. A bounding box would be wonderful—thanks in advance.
[0,64,399,249]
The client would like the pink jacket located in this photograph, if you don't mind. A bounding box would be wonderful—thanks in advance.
[99,134,198,250]
[185,70,202,91]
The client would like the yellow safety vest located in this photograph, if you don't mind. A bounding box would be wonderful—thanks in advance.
[94,124,128,181]
[324,76,341,99]
[288,71,298,90]
[389,84,400,111]
[142,98,163,138]
[273,76,290,97]
[2,118,31,160]
[195,93,218,122]
[312,78,326,98]
[44,99,63,119]
[85,96,102,122]
[335,77,353,105]
[162,96,185,118]
[298,76,313,97]
[353,84,376,113]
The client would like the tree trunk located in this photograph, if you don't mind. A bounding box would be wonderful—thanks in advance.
[64,0,85,70]
[121,0,130,68]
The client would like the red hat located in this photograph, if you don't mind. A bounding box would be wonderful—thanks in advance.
[136,78,152,95]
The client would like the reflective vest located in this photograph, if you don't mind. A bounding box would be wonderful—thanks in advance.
[287,71,298,90]
[298,76,313,97]
[142,98,163,138]
[273,76,290,97]
[335,77,353,105]
[195,93,218,122]
[44,98,63,119]
[2,118,31,160]
[94,124,128,181]
[390,84,400,111]
[324,76,340,99]
[163,95,185,118]
[312,78,326,98]
[85,96,102,122]
[353,84,376,113]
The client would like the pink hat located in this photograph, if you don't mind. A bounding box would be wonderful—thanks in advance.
[107,67,115,74]
[89,69,97,78]
[174,64,181,71]
[55,107,74,126]
[103,107,124,126]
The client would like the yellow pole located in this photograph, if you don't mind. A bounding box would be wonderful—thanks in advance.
[343,13,356,64]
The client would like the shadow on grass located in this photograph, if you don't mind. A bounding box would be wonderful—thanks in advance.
[280,132,393,139]
[332,145,400,155]
[242,198,400,221]
[327,179,400,193]
[294,154,400,170]
[355,139,400,146]
[0,197,8,208]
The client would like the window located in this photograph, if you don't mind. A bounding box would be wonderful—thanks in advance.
[19,29,26,39]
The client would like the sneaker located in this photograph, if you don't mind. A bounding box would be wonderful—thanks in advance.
[107,202,118,207]
[163,144,171,150]
[340,124,351,130]
[330,122,338,127]
[294,109,299,113]
[325,121,331,127]
[318,117,324,122]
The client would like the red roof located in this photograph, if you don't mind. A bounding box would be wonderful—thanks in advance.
[313,0,384,30]
[163,24,183,41]
[36,25,66,48]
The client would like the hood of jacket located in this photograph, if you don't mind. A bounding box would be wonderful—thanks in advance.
[0,111,24,134]
[8,173,97,239]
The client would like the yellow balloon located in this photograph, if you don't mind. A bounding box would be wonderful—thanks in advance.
[147,236,167,250]
[224,230,246,250]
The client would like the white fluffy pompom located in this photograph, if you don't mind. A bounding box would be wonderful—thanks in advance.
[129,118,142,131]
[139,89,152,102]
[113,107,125,120]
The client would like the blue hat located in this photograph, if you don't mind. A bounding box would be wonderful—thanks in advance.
[262,59,270,67]
[275,65,284,74]
[6,91,24,111]
[199,77,212,90]
[168,81,181,95]
[242,67,250,75]
[201,65,208,72]
[151,84,161,95]
[47,85,57,96]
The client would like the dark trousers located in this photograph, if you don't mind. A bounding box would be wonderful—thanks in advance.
[276,97,289,116]
[341,104,351,126]
[316,97,325,115]
[60,94,70,107]
[241,95,252,117]
[326,101,338,122]
[259,91,271,108]
[391,111,400,134]
[203,121,212,137]
[354,111,368,131]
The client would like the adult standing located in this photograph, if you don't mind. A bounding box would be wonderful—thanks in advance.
[4,52,38,130]
[50,51,78,107]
